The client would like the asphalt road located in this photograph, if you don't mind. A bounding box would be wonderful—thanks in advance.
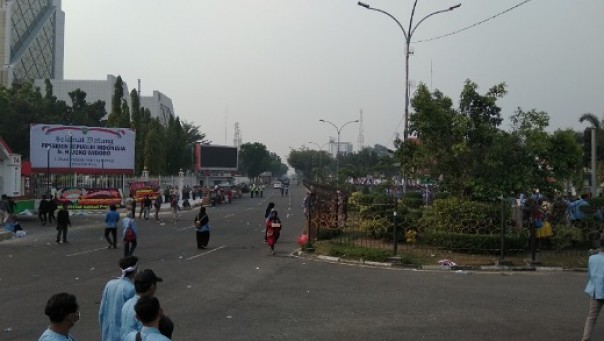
[0,185,600,341]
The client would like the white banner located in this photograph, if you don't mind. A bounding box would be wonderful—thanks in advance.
[30,124,135,174]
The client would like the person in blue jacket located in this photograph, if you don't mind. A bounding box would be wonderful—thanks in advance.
[99,256,138,341]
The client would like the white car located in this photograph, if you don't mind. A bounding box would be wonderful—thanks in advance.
[273,182,282,189]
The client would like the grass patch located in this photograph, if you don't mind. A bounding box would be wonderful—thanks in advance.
[312,242,589,269]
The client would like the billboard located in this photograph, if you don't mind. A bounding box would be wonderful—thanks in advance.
[30,124,135,174]
[195,144,238,171]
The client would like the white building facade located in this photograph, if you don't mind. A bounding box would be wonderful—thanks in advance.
[33,75,175,125]
[0,0,65,87]
[328,137,353,158]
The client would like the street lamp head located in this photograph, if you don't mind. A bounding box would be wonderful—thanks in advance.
[353,120,360,123]
[319,119,325,122]
[449,3,461,10]
[357,1,370,8]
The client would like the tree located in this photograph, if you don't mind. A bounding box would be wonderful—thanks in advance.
[547,129,584,192]
[238,142,271,179]
[107,76,129,128]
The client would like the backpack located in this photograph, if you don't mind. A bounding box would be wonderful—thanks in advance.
[124,221,136,242]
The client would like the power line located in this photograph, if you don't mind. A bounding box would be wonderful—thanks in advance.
[413,0,534,44]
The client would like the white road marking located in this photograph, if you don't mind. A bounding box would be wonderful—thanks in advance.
[186,245,226,260]
[224,214,235,218]
[66,247,107,257]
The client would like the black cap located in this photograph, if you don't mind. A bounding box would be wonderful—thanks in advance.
[134,269,163,292]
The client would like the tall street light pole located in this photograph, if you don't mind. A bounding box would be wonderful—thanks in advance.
[319,119,359,186]
[358,1,460,140]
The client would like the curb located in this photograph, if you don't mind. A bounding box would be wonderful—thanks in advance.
[297,252,571,272]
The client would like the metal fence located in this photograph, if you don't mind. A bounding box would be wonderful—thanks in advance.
[29,173,200,199]
[304,181,603,258]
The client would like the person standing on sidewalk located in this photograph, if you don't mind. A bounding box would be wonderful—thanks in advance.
[582,240,604,341]
[56,203,71,244]
[104,204,120,249]
[39,292,80,341]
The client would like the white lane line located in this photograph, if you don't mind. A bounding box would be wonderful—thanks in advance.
[66,247,107,257]
[186,245,226,260]
[224,214,235,219]
[177,226,194,231]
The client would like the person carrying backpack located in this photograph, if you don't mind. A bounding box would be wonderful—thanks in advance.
[122,213,138,257]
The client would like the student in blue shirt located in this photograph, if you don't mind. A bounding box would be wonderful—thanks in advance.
[120,269,163,340]
[99,256,138,341]
[126,297,171,341]
[39,292,79,341]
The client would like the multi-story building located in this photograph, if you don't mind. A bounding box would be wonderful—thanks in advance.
[328,137,353,158]
[0,0,65,87]
[33,75,175,125]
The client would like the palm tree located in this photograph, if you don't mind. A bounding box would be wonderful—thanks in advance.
[579,113,599,196]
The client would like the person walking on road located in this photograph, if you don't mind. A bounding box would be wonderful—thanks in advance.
[56,203,71,244]
[582,240,604,341]
[104,204,120,249]
[194,206,210,249]
[38,196,50,225]
[122,212,139,257]
[39,292,80,341]
[266,210,282,255]
[143,195,152,220]
[263,202,275,242]
[99,256,138,341]
[170,195,179,222]
[153,195,161,221]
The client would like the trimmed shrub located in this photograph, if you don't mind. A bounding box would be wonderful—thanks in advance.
[422,230,527,253]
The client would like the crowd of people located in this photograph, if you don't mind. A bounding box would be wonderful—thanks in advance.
[41,256,173,340]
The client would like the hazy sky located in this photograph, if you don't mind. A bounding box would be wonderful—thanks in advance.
[61,0,604,165]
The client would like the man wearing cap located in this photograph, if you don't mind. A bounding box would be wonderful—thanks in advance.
[120,269,163,340]
[99,256,138,341]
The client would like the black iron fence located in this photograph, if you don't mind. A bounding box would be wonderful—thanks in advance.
[304,181,603,258]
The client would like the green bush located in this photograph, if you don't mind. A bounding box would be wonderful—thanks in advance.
[552,225,583,250]
[419,197,508,233]
[422,230,527,253]
[434,192,451,200]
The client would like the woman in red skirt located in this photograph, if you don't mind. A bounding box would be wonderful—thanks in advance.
[266,210,282,255]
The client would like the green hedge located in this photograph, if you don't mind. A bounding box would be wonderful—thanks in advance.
[326,243,394,262]
[419,197,508,233]
[422,230,527,252]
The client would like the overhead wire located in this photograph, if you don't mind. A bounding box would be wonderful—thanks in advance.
[413,0,534,44]
[386,0,534,146]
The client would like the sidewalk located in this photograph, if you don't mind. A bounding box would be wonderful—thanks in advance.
[0,197,207,242]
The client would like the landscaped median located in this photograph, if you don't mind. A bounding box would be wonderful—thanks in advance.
[295,241,587,272]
